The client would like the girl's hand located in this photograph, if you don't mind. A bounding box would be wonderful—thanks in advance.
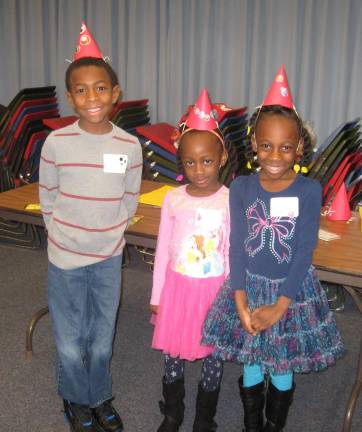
[235,290,257,336]
[251,296,291,332]
[238,306,257,336]
[150,304,159,314]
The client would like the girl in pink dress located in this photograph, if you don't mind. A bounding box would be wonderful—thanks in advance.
[150,89,230,432]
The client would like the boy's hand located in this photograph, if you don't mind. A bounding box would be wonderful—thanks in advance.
[251,297,291,332]
[150,304,159,314]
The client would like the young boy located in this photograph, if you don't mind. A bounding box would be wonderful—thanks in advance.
[39,24,142,432]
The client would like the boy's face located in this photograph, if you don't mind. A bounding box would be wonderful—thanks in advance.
[66,65,120,134]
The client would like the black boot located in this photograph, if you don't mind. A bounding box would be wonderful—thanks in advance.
[157,377,185,432]
[192,383,220,431]
[239,376,265,432]
[263,382,295,432]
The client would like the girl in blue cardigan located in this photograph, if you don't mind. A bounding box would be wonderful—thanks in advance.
[203,66,344,432]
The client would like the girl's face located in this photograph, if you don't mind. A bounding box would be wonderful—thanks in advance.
[252,114,303,183]
[179,131,227,196]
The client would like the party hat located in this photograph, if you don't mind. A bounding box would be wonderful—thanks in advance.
[73,22,103,61]
[263,64,294,109]
[327,182,351,221]
[184,88,219,131]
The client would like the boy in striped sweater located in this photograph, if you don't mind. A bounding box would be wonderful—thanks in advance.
[39,24,142,432]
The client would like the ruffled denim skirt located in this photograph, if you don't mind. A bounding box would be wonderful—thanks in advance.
[202,266,345,375]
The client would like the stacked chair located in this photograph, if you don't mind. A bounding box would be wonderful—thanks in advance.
[307,118,362,209]
[110,99,150,134]
[136,122,178,184]
[0,86,59,188]
[42,115,79,131]
[212,102,248,183]
[0,86,59,248]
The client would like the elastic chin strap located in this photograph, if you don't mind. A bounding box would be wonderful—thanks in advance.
[253,104,303,144]
[178,127,225,148]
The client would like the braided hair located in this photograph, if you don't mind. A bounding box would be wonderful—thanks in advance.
[245,105,315,174]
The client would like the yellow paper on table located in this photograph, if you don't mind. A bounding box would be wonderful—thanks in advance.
[130,215,144,226]
[138,185,175,207]
[25,203,41,211]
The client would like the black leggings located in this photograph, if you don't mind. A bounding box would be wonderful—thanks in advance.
[164,354,223,392]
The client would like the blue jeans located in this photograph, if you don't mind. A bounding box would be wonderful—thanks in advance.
[47,255,122,407]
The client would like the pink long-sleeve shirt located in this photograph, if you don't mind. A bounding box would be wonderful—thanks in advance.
[151,185,230,306]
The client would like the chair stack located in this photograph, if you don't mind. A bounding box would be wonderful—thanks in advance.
[110,99,150,134]
[0,86,58,248]
[212,102,248,183]
[307,118,361,209]
[136,123,178,184]
[0,86,59,191]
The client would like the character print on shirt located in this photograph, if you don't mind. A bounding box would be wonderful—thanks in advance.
[244,199,296,264]
[175,208,225,277]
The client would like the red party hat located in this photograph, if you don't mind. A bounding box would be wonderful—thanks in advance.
[327,182,351,221]
[73,22,103,61]
[184,88,219,131]
[263,64,294,109]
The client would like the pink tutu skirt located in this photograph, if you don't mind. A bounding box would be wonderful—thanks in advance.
[152,266,225,361]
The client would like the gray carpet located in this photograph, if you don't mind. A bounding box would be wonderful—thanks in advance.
[0,244,361,432]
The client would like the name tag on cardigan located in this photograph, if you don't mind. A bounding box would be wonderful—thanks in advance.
[103,154,128,173]
[270,197,299,218]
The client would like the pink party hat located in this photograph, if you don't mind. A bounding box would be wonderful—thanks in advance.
[73,22,103,61]
[184,88,219,131]
[263,64,294,109]
[327,182,351,221]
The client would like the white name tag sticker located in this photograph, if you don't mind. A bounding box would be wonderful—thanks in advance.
[270,197,299,218]
[103,154,128,174]
[195,208,222,229]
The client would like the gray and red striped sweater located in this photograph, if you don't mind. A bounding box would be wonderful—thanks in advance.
[39,121,143,269]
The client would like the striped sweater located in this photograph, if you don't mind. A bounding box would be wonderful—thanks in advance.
[39,121,143,269]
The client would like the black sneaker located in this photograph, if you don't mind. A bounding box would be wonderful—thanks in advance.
[63,399,98,432]
[92,399,124,432]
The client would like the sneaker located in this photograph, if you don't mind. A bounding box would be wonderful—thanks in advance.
[63,399,97,432]
[92,399,124,432]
